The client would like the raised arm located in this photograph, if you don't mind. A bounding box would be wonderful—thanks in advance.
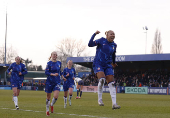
[88,30,100,47]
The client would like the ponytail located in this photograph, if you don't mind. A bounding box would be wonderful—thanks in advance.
[49,56,51,61]
[105,31,108,36]
[20,59,23,63]
[105,30,114,36]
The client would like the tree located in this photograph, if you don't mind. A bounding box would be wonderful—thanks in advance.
[24,58,32,69]
[26,64,43,71]
[151,29,163,54]
[0,45,18,64]
[37,65,43,71]
[27,64,36,71]
[23,58,43,71]
[26,63,43,71]
[56,38,87,70]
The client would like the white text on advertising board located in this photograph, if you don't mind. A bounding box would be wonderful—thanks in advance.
[150,89,166,93]
[83,56,125,62]
[83,57,94,62]
[116,56,125,62]
[127,88,146,93]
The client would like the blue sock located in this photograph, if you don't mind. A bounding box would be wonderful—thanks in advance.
[77,89,79,97]
[80,91,82,97]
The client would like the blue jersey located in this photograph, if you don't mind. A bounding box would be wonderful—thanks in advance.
[7,62,27,83]
[88,33,117,67]
[63,67,76,84]
[45,61,62,85]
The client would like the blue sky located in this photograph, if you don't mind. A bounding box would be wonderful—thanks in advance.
[0,0,170,69]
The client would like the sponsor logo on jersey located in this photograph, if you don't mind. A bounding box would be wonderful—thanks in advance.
[97,67,100,70]
[103,44,106,45]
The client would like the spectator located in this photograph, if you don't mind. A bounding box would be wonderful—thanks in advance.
[138,82,142,87]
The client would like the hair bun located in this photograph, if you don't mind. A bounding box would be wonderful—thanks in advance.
[105,31,108,36]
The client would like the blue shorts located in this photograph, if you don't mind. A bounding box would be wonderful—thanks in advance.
[45,83,60,93]
[78,80,84,86]
[63,82,74,91]
[93,63,114,76]
[11,82,21,89]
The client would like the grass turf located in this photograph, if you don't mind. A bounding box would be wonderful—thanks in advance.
[0,90,170,118]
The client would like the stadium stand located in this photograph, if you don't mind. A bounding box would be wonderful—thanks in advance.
[67,53,170,87]
[0,64,10,85]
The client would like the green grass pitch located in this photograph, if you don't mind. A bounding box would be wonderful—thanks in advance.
[0,90,170,118]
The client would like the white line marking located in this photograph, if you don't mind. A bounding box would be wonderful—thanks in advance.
[69,114,76,115]
[56,113,65,114]
[34,111,43,112]
[80,115,91,117]
[1,108,9,109]
[25,110,33,111]
[0,107,109,118]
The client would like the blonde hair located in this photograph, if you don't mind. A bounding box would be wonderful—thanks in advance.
[67,60,73,67]
[15,56,23,63]
[49,51,57,61]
